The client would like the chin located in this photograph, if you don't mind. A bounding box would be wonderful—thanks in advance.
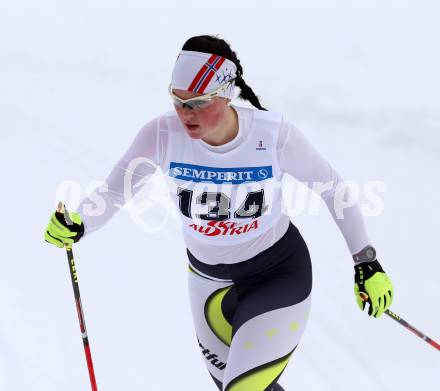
[186,131,202,139]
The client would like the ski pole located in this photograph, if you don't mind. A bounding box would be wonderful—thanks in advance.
[360,292,440,352]
[58,202,99,390]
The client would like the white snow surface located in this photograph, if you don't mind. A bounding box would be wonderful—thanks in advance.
[1,1,439,390]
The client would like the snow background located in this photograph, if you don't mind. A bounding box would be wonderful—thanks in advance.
[1,0,439,390]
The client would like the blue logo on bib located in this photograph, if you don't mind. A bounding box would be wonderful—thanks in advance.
[169,162,273,184]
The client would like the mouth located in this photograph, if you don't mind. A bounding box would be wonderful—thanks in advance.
[185,123,199,131]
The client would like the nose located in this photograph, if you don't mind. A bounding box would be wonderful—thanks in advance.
[181,106,196,119]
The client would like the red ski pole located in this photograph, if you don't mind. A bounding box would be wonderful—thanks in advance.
[58,202,99,390]
[360,292,440,352]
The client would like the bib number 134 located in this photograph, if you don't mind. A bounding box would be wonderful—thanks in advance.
[177,188,268,221]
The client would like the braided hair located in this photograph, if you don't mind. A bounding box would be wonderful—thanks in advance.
[182,35,267,111]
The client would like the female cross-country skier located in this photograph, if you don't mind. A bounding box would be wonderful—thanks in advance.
[45,35,394,391]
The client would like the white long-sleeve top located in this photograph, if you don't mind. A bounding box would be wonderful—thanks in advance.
[77,105,370,264]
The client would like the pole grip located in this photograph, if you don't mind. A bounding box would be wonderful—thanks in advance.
[57,202,73,226]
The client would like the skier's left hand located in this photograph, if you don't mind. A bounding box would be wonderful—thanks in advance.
[44,210,84,248]
[354,258,394,318]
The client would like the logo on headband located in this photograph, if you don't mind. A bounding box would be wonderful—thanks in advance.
[215,69,235,85]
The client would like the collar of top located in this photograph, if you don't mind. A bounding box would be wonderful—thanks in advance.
[171,50,237,99]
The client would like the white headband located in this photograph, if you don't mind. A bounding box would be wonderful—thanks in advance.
[171,50,237,99]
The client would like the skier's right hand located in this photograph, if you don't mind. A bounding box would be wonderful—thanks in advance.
[44,210,84,248]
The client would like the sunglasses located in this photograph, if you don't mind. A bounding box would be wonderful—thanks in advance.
[169,79,235,110]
